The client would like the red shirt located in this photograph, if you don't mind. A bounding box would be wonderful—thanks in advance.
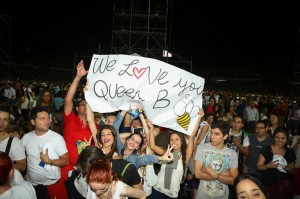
[61,111,93,181]
[207,105,216,114]
[63,111,92,166]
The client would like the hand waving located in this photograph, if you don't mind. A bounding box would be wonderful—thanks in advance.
[76,60,88,78]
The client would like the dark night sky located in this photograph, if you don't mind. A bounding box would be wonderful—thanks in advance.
[2,1,300,80]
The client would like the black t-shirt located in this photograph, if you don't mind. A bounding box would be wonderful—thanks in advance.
[260,145,296,186]
[112,159,141,186]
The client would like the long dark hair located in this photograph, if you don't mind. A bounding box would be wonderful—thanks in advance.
[96,125,118,159]
[170,131,187,173]
[75,146,106,178]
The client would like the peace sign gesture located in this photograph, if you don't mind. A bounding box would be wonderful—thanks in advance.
[158,144,174,162]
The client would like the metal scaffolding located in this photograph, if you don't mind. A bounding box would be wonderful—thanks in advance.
[111,0,169,62]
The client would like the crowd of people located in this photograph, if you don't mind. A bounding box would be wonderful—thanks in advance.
[0,60,300,199]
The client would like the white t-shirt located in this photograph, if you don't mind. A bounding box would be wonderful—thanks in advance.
[1,169,36,199]
[3,87,16,99]
[21,97,30,109]
[21,130,68,186]
[189,121,211,174]
[86,180,128,199]
[12,169,24,185]
[226,129,250,156]
[197,121,211,145]
[74,174,88,197]
[0,137,26,161]
[0,181,37,199]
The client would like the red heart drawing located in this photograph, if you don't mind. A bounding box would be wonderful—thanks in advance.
[133,67,147,79]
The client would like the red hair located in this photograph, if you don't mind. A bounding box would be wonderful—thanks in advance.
[87,158,117,184]
[0,151,13,186]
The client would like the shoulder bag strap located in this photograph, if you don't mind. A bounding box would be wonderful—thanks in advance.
[5,136,14,155]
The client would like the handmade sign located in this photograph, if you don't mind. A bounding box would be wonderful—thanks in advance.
[85,54,205,135]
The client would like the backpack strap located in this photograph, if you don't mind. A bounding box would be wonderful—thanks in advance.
[121,162,133,176]
[5,137,14,155]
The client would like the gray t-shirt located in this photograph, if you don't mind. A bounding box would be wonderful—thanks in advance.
[195,143,238,199]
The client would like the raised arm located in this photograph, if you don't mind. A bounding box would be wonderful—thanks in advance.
[124,112,132,130]
[114,110,127,155]
[129,145,174,168]
[64,60,88,115]
[147,120,165,155]
[86,104,99,147]
[195,125,209,145]
[139,112,150,143]
[186,108,204,166]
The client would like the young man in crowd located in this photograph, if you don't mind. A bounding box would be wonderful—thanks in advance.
[225,115,249,174]
[22,107,69,199]
[0,105,26,172]
[243,120,272,179]
[61,60,94,181]
[194,120,238,199]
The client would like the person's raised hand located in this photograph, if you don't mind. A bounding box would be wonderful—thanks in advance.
[198,107,205,118]
[146,120,154,131]
[83,80,89,92]
[82,136,93,149]
[76,60,88,78]
[161,144,174,162]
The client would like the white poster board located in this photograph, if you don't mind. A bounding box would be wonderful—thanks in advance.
[85,54,205,135]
